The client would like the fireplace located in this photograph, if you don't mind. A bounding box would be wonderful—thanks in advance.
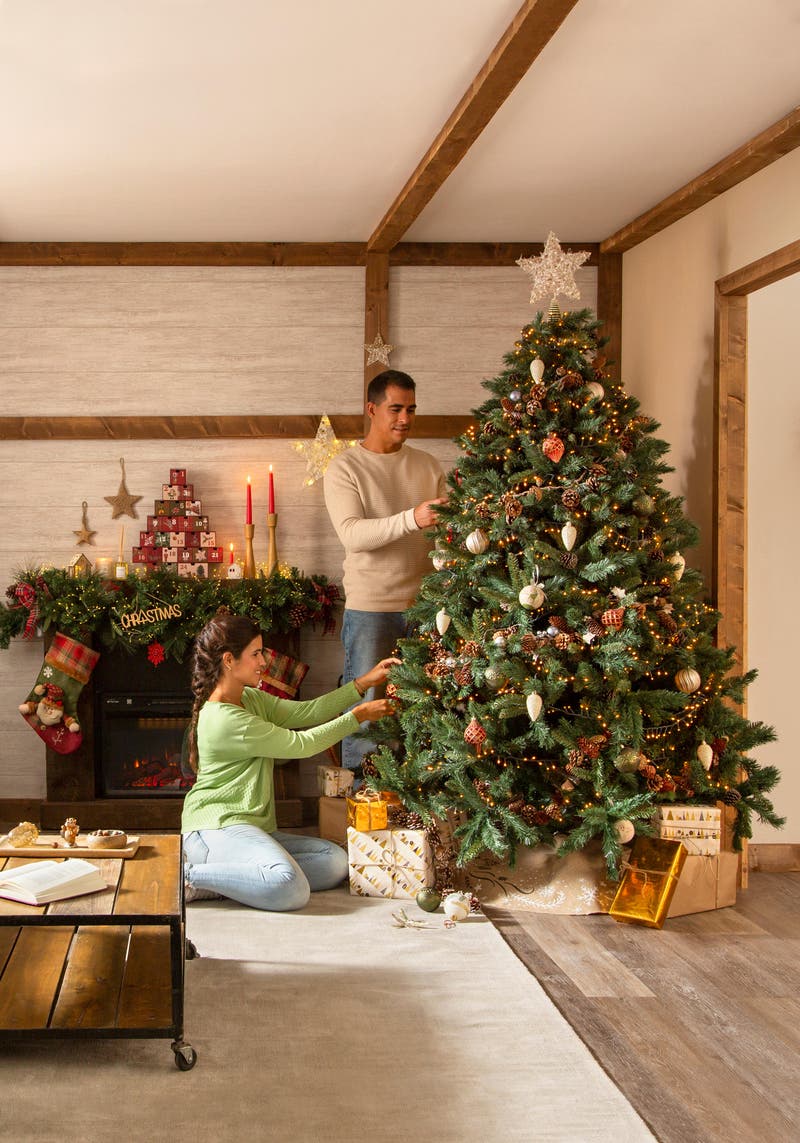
[97,692,195,796]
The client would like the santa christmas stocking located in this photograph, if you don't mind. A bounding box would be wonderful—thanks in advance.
[19,632,100,755]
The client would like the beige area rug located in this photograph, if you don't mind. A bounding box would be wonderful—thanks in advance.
[1,889,652,1143]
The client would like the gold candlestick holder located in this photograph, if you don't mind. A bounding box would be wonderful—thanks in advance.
[243,523,256,578]
[266,513,278,574]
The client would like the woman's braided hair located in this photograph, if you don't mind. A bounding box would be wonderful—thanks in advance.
[186,608,262,772]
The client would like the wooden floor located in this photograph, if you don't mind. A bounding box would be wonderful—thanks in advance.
[487,871,799,1143]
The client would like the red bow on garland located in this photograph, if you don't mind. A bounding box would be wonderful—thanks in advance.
[13,583,40,639]
[312,581,341,636]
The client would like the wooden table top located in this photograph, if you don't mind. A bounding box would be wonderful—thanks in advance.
[0,833,181,922]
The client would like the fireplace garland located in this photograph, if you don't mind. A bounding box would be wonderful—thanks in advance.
[1,564,341,660]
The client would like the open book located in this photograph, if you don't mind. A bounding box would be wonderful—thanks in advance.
[0,858,107,905]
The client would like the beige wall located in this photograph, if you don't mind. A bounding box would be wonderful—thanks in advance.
[621,147,800,843]
[0,263,595,801]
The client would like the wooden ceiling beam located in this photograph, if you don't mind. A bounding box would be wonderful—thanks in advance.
[601,107,800,255]
[367,0,580,254]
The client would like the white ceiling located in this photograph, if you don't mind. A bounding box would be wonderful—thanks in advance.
[1,0,798,243]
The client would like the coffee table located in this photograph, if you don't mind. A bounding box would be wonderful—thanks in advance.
[0,833,196,1069]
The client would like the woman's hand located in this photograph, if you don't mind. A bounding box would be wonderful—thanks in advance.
[354,656,401,696]
[352,698,397,724]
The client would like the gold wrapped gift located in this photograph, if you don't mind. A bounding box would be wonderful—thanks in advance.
[346,791,388,831]
[609,837,687,929]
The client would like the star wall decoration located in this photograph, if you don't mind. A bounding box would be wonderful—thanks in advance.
[516,231,591,311]
[104,457,142,519]
[73,500,96,545]
[292,414,358,486]
[365,332,393,366]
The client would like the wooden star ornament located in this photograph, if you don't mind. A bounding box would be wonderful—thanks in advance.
[73,500,96,545]
[104,457,141,519]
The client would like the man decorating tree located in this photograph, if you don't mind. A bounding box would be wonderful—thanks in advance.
[323,369,447,774]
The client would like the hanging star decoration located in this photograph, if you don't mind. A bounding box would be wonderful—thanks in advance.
[73,501,96,546]
[364,332,393,366]
[516,231,591,312]
[292,414,358,486]
[104,457,142,519]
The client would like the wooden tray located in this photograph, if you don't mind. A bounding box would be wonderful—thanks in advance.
[0,834,141,859]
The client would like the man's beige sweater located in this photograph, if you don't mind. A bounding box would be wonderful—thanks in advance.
[324,443,446,612]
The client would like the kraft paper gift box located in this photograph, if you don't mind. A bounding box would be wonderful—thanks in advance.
[346,827,434,898]
[317,765,354,797]
[658,805,722,856]
[319,795,348,845]
[667,851,739,917]
[609,837,687,928]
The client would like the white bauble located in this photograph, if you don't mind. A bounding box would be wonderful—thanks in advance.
[529,358,545,382]
[670,552,686,580]
[613,819,636,844]
[518,583,545,610]
[525,692,543,721]
[442,891,471,922]
[697,740,714,771]
[435,608,451,636]
[465,528,489,555]
[561,521,577,551]
[585,381,605,401]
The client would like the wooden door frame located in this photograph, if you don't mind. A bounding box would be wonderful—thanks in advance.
[713,238,800,667]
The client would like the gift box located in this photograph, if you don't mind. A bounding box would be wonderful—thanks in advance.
[347,827,434,898]
[207,547,224,563]
[657,805,721,856]
[139,531,156,547]
[183,515,209,531]
[170,468,187,486]
[667,852,738,917]
[319,795,348,845]
[318,765,354,797]
[609,837,687,928]
[184,500,202,516]
[347,792,388,831]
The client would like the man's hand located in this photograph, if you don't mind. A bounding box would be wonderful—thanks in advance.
[413,497,447,529]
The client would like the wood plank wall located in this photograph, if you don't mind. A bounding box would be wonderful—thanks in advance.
[0,264,596,800]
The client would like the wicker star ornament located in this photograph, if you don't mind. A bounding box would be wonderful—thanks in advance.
[516,232,591,311]
[292,415,357,486]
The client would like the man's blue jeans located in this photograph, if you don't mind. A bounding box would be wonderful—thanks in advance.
[341,608,407,771]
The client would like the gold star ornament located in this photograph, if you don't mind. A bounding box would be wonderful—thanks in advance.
[292,415,357,486]
[516,231,591,312]
[104,457,142,519]
[73,501,96,545]
[365,332,393,366]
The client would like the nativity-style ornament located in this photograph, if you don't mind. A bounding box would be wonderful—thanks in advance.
[516,232,591,312]
[104,457,142,519]
[364,332,394,366]
[73,501,96,546]
[292,414,357,486]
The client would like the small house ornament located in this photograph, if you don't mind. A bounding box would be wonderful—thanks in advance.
[68,553,92,578]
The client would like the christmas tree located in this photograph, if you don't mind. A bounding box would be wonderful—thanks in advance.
[367,238,781,876]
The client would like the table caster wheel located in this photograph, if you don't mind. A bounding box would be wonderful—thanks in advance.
[185,938,199,960]
[173,1042,198,1070]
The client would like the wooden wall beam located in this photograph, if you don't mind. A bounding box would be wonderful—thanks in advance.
[596,251,622,376]
[391,241,598,266]
[601,107,800,254]
[364,252,391,430]
[0,242,367,266]
[0,414,472,441]
[367,0,580,253]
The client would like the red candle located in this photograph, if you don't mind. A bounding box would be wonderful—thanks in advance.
[229,543,235,565]
[246,475,252,524]
[268,465,275,514]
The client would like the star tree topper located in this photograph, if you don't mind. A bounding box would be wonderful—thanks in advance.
[292,414,357,486]
[516,231,591,311]
[364,332,393,366]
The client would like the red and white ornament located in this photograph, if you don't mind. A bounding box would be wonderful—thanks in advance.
[542,433,565,463]
[464,716,487,748]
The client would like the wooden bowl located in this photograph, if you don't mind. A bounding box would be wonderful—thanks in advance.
[86,829,127,850]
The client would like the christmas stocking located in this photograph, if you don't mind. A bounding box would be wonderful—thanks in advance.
[19,632,100,755]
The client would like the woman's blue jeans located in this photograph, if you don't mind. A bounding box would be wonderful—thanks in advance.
[341,608,407,771]
[183,825,349,911]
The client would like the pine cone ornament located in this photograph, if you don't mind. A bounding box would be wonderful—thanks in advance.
[288,604,308,627]
[561,486,581,509]
[469,894,482,914]
[529,382,546,406]
[659,611,678,633]
[618,432,634,452]
[501,494,523,523]
[520,633,541,654]
[520,804,539,826]
[360,756,379,779]
[720,788,743,805]
[476,501,493,521]
[405,811,424,829]
[586,617,605,638]
[560,552,579,570]
[578,736,602,760]
[584,475,601,493]
[554,633,571,650]
[548,615,568,632]
[454,663,474,688]
[425,823,441,849]
[557,370,582,391]
[392,810,410,828]
[473,779,490,799]
[462,641,481,659]
[508,797,526,814]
